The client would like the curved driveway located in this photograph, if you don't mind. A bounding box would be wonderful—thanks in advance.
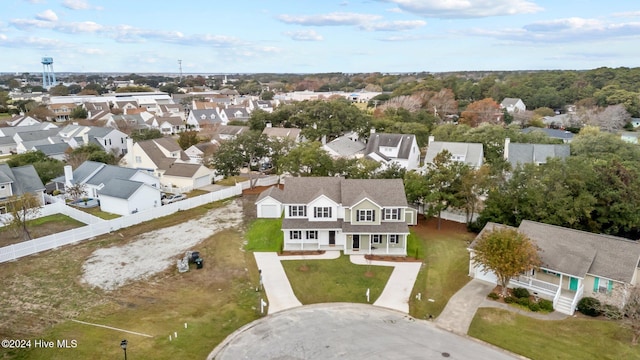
[208,303,520,360]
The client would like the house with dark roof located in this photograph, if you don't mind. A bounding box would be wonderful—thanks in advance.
[52,162,161,216]
[424,136,484,169]
[256,177,417,255]
[468,220,640,315]
[521,127,575,143]
[504,138,570,168]
[186,109,223,130]
[364,132,420,171]
[0,164,46,213]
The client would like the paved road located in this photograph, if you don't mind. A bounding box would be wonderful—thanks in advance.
[208,303,520,360]
[435,279,495,334]
[253,252,302,314]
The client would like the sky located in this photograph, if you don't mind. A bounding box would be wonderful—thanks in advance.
[1,0,640,74]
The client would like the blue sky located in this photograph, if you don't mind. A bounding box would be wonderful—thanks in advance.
[1,0,640,73]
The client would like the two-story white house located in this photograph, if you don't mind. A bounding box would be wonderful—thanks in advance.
[364,132,420,171]
[58,125,129,156]
[500,98,526,114]
[256,177,417,255]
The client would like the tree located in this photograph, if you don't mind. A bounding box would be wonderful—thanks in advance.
[49,84,69,96]
[280,142,333,176]
[130,129,163,142]
[260,90,275,100]
[66,183,87,201]
[209,131,270,178]
[65,143,117,168]
[1,193,41,240]
[70,106,88,119]
[472,227,541,296]
[424,150,469,229]
[7,151,64,184]
[460,98,501,127]
[457,165,492,225]
[67,84,82,94]
[26,105,54,121]
[177,131,200,150]
[620,287,640,345]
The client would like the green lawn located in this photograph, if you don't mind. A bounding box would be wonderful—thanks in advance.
[282,255,393,304]
[215,176,246,186]
[77,206,121,220]
[469,308,640,360]
[245,218,283,252]
[409,220,475,319]
[0,214,87,247]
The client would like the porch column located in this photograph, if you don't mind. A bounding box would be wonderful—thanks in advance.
[368,233,372,255]
[559,273,563,290]
[403,234,407,254]
[301,240,303,251]
[386,235,389,254]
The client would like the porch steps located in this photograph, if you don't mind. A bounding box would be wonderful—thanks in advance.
[555,296,575,315]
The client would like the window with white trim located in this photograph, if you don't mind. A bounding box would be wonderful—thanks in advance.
[314,207,332,218]
[289,205,307,217]
[306,231,318,240]
[389,234,399,244]
[135,156,142,163]
[357,209,375,222]
[290,231,302,240]
[383,208,401,220]
[372,234,382,244]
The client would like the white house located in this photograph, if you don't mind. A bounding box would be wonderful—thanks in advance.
[97,178,162,216]
[364,132,420,171]
[58,125,129,156]
[255,186,284,218]
[424,136,484,169]
[500,98,526,113]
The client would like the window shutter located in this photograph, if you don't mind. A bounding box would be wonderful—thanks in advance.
[607,280,613,294]
[372,211,376,222]
[593,277,599,292]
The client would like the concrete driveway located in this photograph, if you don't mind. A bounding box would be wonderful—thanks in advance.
[208,303,520,360]
[435,279,495,335]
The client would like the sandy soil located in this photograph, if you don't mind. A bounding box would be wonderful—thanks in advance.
[81,199,244,291]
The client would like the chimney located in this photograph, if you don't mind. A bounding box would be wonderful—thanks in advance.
[504,138,511,160]
[82,133,89,145]
[126,138,134,164]
[64,165,73,188]
[428,135,435,145]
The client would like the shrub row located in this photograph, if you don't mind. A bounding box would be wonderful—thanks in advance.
[577,297,622,319]
[504,295,553,312]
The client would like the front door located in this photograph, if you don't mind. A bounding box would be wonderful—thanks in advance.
[352,235,360,249]
[329,231,335,245]
[569,277,578,291]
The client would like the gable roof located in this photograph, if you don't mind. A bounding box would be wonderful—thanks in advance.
[507,143,570,167]
[15,129,59,142]
[325,135,366,157]
[97,178,145,199]
[262,127,301,140]
[190,109,222,125]
[364,133,416,160]
[32,142,71,156]
[0,164,45,195]
[52,161,143,186]
[501,98,523,107]
[521,127,575,141]
[163,163,207,178]
[424,141,484,167]
[256,186,284,203]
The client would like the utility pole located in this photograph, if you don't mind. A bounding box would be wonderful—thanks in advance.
[178,59,183,83]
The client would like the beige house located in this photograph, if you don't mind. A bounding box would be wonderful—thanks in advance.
[256,177,417,255]
[469,220,640,315]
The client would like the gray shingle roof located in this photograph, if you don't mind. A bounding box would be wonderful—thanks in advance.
[501,98,522,107]
[97,178,145,199]
[507,143,570,167]
[256,186,284,203]
[424,141,484,168]
[191,109,222,125]
[163,163,204,177]
[282,177,342,204]
[0,164,45,195]
[364,133,416,160]
[33,142,71,155]
[15,129,59,142]
[521,127,574,141]
[325,136,366,157]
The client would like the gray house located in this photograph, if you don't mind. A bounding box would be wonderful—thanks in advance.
[424,136,484,169]
[0,164,46,213]
[504,138,570,168]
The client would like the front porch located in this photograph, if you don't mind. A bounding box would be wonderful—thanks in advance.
[509,274,583,315]
[344,233,407,256]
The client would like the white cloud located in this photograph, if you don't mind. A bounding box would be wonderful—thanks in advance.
[283,30,323,41]
[381,0,543,18]
[277,12,381,26]
[360,20,426,31]
[36,9,58,22]
[62,0,90,10]
[78,48,105,55]
[612,11,640,18]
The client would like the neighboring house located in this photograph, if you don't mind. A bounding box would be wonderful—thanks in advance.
[186,109,223,130]
[0,164,45,213]
[58,125,129,155]
[424,136,484,169]
[469,220,640,315]
[262,126,302,143]
[500,98,526,113]
[52,162,161,216]
[256,177,417,255]
[13,128,60,145]
[48,102,76,121]
[31,142,71,161]
[0,136,17,155]
[5,114,40,127]
[620,132,640,144]
[210,125,249,144]
[521,127,575,143]
[323,134,366,159]
[122,138,213,191]
[255,186,284,218]
[364,132,420,171]
[157,116,186,135]
[0,123,58,137]
[219,107,250,123]
[504,138,571,168]
[185,142,218,164]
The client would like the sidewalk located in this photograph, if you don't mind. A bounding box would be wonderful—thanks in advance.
[350,255,422,313]
[253,252,302,314]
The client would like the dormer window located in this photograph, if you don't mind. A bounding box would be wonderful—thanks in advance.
[289,205,307,217]
[383,208,401,220]
[314,207,332,218]
[357,209,375,222]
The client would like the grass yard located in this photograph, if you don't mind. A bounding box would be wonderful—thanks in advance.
[215,176,246,186]
[76,206,121,220]
[0,214,87,247]
[1,199,263,360]
[282,255,393,304]
[469,308,640,360]
[245,218,283,252]
[409,217,475,319]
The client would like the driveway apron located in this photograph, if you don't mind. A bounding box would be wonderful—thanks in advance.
[253,252,302,314]
[436,279,495,335]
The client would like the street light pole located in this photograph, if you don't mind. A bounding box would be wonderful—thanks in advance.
[120,339,128,360]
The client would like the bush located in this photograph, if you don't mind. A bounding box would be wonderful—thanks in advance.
[602,304,622,320]
[577,297,601,317]
[517,297,531,307]
[512,287,530,299]
[538,299,554,312]
[528,302,541,312]
[487,292,499,300]
[504,296,516,304]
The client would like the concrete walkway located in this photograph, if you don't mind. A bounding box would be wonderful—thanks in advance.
[278,251,341,261]
[480,299,569,320]
[436,279,495,335]
[350,255,423,313]
[253,252,302,314]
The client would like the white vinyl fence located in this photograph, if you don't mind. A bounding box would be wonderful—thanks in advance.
[0,184,242,263]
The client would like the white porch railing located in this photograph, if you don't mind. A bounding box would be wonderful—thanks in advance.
[510,275,559,296]
[553,286,562,309]
[570,284,584,312]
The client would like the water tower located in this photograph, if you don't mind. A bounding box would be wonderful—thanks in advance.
[41,57,56,89]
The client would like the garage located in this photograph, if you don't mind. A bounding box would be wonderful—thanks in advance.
[259,204,280,218]
[193,175,211,189]
[255,186,284,218]
[473,264,498,284]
